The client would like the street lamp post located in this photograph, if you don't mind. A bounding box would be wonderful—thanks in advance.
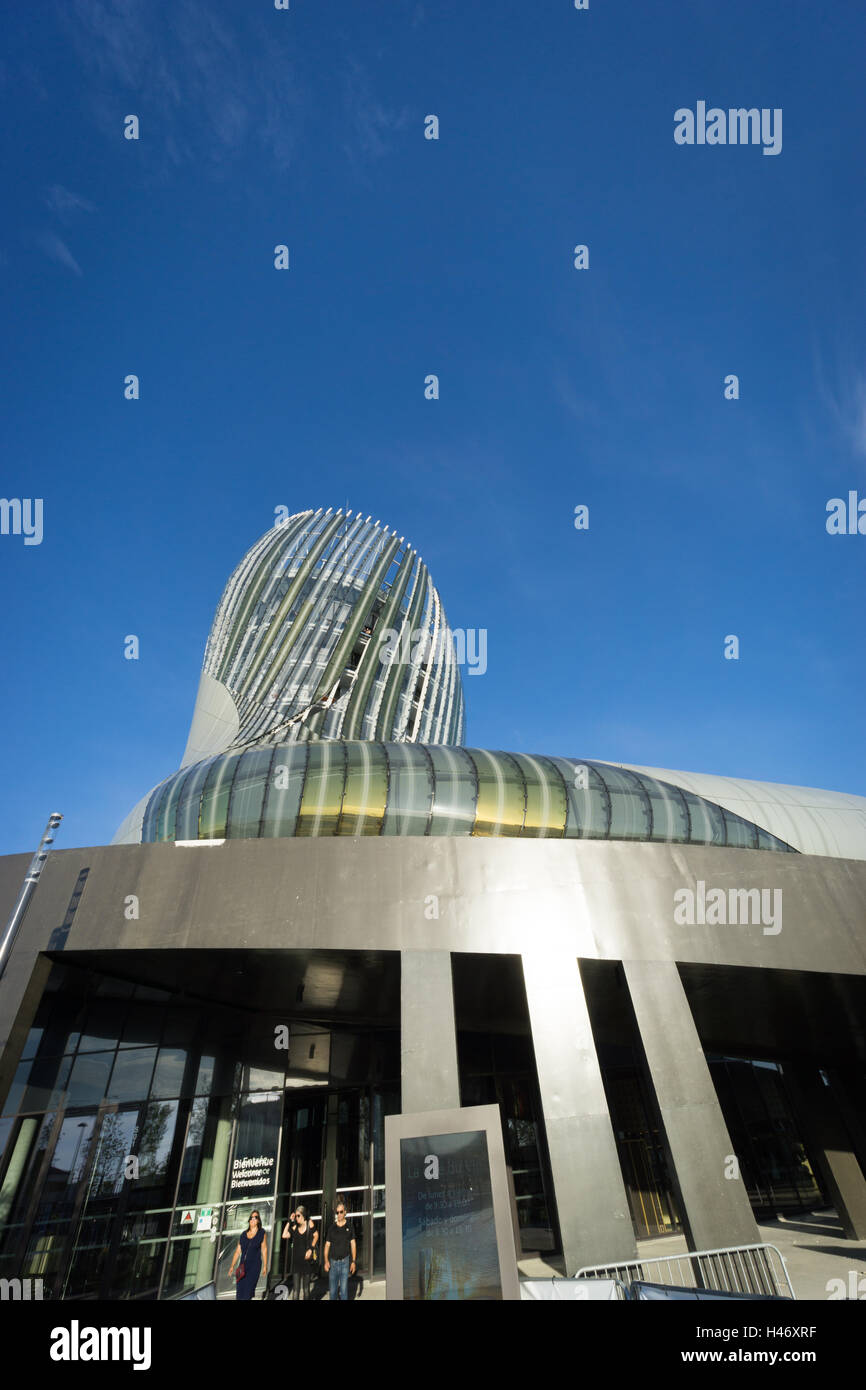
[0,813,63,981]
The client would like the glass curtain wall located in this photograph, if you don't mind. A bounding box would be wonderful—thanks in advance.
[707,1056,827,1212]
[0,963,399,1299]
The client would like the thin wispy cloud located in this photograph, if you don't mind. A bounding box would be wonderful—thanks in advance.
[815,347,866,460]
[38,232,83,277]
[59,0,303,174]
[44,184,96,216]
[342,57,411,177]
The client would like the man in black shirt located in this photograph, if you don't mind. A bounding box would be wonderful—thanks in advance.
[323,1200,356,1301]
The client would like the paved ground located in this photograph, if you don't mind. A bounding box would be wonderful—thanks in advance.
[518,1208,866,1301]
[339,1207,866,1301]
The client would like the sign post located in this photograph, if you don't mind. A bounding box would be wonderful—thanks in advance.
[384,1104,520,1300]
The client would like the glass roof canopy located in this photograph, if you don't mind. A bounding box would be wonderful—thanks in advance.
[140,742,796,851]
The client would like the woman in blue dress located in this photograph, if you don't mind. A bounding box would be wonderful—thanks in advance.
[229,1210,268,1300]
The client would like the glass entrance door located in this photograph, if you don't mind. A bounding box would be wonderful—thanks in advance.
[277,1085,397,1282]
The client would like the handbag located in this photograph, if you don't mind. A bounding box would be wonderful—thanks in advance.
[236,1262,246,1282]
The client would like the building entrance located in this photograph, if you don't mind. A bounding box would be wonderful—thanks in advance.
[273,1083,397,1284]
[0,953,402,1299]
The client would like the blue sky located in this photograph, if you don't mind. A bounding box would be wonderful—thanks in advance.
[1,0,864,854]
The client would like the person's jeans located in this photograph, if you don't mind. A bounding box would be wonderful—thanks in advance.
[329,1255,350,1301]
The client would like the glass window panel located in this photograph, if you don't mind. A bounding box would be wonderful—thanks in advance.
[469,749,525,837]
[226,747,275,838]
[136,1099,181,1188]
[547,757,610,838]
[260,744,308,837]
[156,768,194,843]
[108,1047,157,1102]
[89,1111,141,1199]
[296,742,346,837]
[176,1094,209,1206]
[151,1048,189,1099]
[757,825,793,853]
[142,779,171,843]
[178,1093,234,1207]
[723,808,758,850]
[199,754,243,839]
[638,774,690,842]
[0,1116,13,1162]
[597,766,652,840]
[108,1236,167,1300]
[22,1054,72,1113]
[382,745,434,836]
[681,791,726,845]
[65,1051,113,1108]
[175,756,219,841]
[244,1064,285,1091]
[510,753,566,838]
[339,742,388,835]
[195,1056,216,1095]
[427,745,477,836]
[162,1236,213,1300]
[35,1114,98,1222]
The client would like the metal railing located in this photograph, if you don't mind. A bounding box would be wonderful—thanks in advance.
[576,1242,795,1300]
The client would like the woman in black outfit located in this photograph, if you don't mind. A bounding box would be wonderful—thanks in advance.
[285,1204,318,1299]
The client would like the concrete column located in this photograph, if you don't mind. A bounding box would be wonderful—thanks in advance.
[785,1065,866,1241]
[823,1066,866,1175]
[522,953,636,1274]
[622,958,759,1251]
[400,950,460,1114]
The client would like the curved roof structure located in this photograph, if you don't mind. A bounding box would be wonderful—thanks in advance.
[115,745,796,851]
[609,763,866,862]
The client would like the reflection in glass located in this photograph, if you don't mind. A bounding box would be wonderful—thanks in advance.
[296,742,346,836]
[512,753,567,838]
[199,753,243,839]
[108,1047,157,1102]
[427,746,476,835]
[382,744,433,835]
[339,742,388,835]
[137,1100,180,1186]
[469,749,525,837]
[65,1052,113,1109]
[227,747,275,837]
[89,1110,140,1198]
[151,1049,188,1099]
[260,743,308,837]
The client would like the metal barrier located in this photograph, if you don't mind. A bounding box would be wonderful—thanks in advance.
[521,1276,630,1301]
[576,1242,795,1300]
